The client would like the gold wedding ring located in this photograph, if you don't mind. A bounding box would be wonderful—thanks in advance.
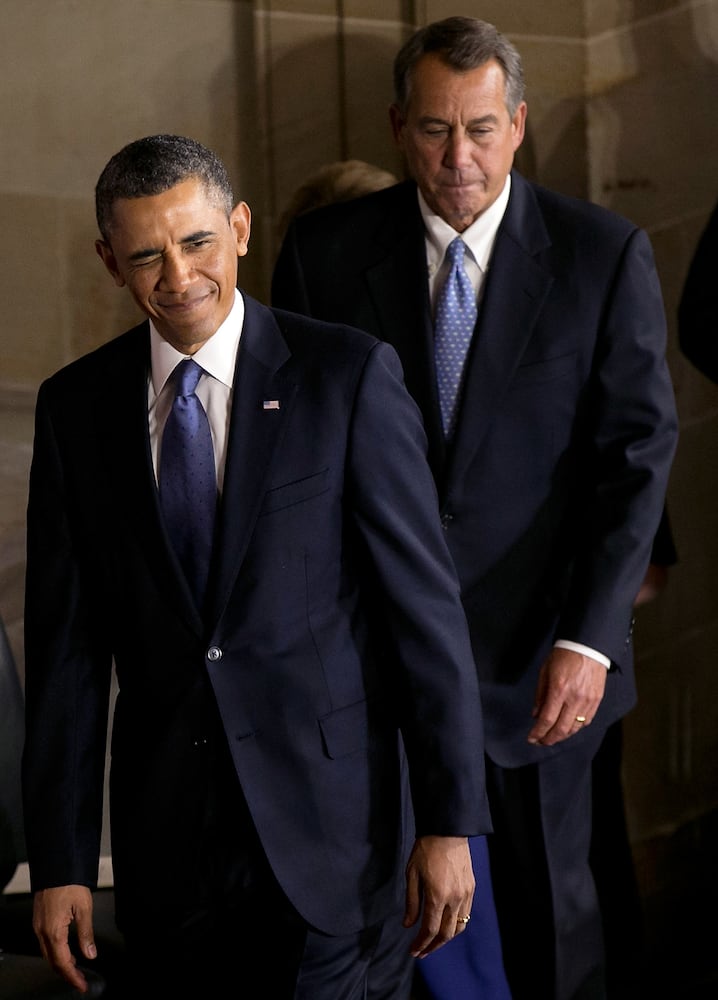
[575,715,586,724]
[458,915,471,924]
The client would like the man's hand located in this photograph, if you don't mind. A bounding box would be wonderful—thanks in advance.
[403,835,474,958]
[32,884,96,993]
[528,646,607,746]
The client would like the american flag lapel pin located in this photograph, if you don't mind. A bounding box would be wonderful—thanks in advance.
[263,399,280,410]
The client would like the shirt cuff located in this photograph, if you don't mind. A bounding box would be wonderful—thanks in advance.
[554,640,611,670]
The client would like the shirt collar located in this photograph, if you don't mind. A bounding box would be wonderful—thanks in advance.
[419,174,511,272]
[150,287,245,395]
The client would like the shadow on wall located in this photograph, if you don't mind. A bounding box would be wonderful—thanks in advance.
[584,6,718,229]
[515,102,588,199]
[261,31,405,254]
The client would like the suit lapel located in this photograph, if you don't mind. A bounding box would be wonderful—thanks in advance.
[446,173,555,491]
[102,324,206,630]
[100,307,296,633]
[207,295,297,625]
[363,184,447,476]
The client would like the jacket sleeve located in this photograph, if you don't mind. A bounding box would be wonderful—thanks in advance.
[678,200,718,384]
[558,227,678,665]
[345,339,491,836]
[22,380,112,891]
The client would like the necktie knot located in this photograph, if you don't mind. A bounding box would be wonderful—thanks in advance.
[447,236,467,265]
[173,358,204,398]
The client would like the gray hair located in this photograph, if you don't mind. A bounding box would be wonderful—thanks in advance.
[393,17,525,118]
[95,134,234,241]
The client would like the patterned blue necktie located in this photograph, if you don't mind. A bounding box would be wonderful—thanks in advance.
[159,358,217,606]
[434,236,478,437]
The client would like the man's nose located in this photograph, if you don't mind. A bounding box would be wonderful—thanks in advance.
[158,251,192,290]
[443,130,474,169]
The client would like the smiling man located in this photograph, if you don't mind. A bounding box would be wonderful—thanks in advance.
[21,134,491,999]
[95,175,251,355]
[272,17,678,1000]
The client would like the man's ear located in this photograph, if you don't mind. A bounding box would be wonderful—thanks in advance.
[95,239,126,287]
[511,102,528,152]
[231,202,252,258]
[389,104,406,146]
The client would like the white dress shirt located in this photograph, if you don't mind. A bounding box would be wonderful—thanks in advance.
[419,174,511,315]
[148,288,244,495]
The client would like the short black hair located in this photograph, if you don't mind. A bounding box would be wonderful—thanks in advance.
[95,134,234,241]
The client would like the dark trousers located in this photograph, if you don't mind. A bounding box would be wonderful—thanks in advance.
[114,740,408,999]
[486,727,608,1000]
[589,721,644,998]
[121,892,389,999]
[119,878,415,1000]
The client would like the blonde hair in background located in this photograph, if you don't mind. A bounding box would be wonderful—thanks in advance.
[278,159,398,238]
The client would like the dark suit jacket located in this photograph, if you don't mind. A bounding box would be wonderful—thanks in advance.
[678,197,718,383]
[22,295,489,936]
[272,172,679,767]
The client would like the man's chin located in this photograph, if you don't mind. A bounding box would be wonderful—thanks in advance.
[443,206,481,232]
[432,193,485,231]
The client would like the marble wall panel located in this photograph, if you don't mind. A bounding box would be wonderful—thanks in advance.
[341,19,407,177]
[588,0,688,36]
[342,1,412,20]
[1,0,260,378]
[64,199,146,364]
[258,12,343,240]
[1,193,143,387]
[1,0,245,199]
[262,0,338,14]
[2,195,67,385]
[255,10,409,292]
[587,5,718,226]
[513,38,589,197]
[423,0,584,37]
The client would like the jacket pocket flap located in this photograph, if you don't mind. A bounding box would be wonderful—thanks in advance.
[319,699,369,759]
[260,468,330,515]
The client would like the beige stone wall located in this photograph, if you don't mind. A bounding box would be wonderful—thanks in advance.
[2,0,717,850]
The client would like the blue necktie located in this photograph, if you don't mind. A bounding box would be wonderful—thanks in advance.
[434,237,478,437]
[159,358,217,606]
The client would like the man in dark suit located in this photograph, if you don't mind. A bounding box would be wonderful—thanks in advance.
[678,196,718,382]
[271,18,678,1000]
[21,134,491,999]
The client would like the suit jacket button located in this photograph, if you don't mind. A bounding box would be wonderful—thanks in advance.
[207,646,223,662]
[440,513,453,530]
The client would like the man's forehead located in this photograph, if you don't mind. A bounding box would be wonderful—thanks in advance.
[107,182,224,232]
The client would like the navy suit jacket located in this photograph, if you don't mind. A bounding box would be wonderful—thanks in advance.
[678,197,718,383]
[22,295,490,936]
[272,171,679,767]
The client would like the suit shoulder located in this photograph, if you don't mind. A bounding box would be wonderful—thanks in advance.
[268,306,406,393]
[528,179,639,241]
[289,180,415,239]
[40,322,148,396]
[270,306,380,357]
